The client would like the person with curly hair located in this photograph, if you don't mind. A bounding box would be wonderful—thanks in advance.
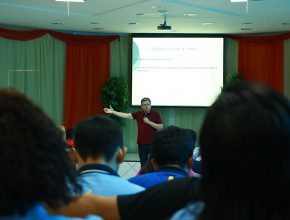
[0,88,102,220]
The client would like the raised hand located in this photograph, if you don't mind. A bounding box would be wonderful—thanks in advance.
[103,105,114,114]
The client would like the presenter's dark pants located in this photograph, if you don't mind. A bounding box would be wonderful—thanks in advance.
[138,144,151,167]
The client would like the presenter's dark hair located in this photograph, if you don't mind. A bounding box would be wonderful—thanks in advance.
[199,81,290,220]
[141,97,151,104]
[0,88,81,216]
[151,126,194,168]
[74,115,123,162]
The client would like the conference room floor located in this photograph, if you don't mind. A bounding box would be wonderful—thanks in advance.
[118,153,140,179]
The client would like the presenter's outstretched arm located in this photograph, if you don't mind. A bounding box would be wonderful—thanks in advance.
[103,105,133,119]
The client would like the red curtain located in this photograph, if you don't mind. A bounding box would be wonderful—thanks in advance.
[63,42,112,128]
[50,32,119,128]
[0,27,47,40]
[231,34,290,93]
[0,26,119,128]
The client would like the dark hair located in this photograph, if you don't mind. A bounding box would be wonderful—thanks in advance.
[141,97,151,104]
[187,129,197,145]
[151,126,194,168]
[74,115,123,162]
[138,154,155,175]
[199,81,290,219]
[0,89,81,216]
[66,127,75,140]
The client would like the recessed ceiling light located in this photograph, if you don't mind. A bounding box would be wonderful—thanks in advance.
[184,13,197,17]
[202,22,214,25]
[52,21,64,25]
[55,0,85,2]
[241,28,252,30]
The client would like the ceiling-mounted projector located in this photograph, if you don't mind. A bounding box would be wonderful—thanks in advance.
[157,15,171,30]
[157,21,171,30]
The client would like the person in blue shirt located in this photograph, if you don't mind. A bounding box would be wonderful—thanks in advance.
[0,88,101,220]
[128,126,196,188]
[74,115,144,196]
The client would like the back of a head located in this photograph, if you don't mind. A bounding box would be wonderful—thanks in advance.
[187,129,197,145]
[66,127,75,140]
[74,115,123,162]
[151,126,194,168]
[199,81,290,219]
[0,89,80,216]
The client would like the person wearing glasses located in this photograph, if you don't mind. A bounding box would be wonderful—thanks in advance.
[103,97,163,167]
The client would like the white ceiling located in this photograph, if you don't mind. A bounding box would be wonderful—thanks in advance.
[0,0,290,34]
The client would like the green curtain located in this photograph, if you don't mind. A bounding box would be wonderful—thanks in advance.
[0,34,65,125]
[110,37,239,153]
[224,37,238,76]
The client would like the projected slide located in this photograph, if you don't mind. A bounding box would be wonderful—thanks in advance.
[131,37,224,107]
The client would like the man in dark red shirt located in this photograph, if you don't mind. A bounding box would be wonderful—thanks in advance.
[103,97,163,166]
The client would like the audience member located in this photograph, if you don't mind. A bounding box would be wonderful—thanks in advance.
[171,81,290,219]
[74,115,144,196]
[128,126,195,189]
[135,154,155,176]
[192,146,202,175]
[54,177,200,220]
[65,127,78,166]
[66,127,75,149]
[0,88,101,220]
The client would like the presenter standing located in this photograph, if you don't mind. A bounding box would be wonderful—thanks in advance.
[103,97,163,166]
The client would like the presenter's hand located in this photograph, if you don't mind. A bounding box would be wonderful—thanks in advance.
[143,117,150,124]
[103,105,114,114]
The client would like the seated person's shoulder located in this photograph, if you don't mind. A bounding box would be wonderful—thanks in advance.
[117,177,201,220]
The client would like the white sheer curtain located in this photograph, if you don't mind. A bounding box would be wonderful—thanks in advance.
[0,34,66,125]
